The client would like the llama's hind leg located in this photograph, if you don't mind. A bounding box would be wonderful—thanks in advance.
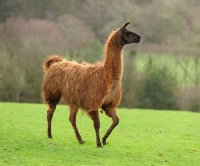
[47,104,57,138]
[69,105,84,144]
[89,110,102,147]
[44,90,61,138]
[102,109,119,145]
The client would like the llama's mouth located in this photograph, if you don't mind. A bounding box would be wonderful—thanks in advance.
[135,37,141,43]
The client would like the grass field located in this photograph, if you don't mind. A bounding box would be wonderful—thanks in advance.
[0,102,200,166]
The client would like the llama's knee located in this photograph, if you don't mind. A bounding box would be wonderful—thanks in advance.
[47,105,56,119]
[69,106,79,124]
[89,111,100,130]
[47,111,53,121]
[69,114,75,124]
[113,116,119,126]
[94,121,100,131]
[104,109,119,125]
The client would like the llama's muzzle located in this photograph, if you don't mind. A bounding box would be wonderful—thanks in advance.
[135,34,141,43]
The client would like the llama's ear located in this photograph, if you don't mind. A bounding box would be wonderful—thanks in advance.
[120,21,131,30]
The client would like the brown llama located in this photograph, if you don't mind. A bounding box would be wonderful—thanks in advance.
[42,21,140,147]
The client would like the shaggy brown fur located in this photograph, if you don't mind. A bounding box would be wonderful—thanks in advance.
[42,21,140,147]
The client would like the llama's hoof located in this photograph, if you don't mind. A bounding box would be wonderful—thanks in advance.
[48,135,53,138]
[97,143,102,147]
[102,138,106,145]
[79,140,85,144]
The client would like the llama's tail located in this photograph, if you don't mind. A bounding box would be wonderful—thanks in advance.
[43,55,64,72]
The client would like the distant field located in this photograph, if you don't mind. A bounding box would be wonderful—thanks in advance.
[135,53,195,87]
[0,102,200,166]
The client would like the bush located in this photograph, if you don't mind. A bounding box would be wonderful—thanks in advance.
[136,57,179,110]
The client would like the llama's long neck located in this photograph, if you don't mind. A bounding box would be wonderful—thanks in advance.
[104,31,124,80]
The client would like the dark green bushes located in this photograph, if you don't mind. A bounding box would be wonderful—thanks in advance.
[122,55,179,110]
[136,58,179,110]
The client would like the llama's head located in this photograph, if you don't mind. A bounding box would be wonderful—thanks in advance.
[118,21,140,45]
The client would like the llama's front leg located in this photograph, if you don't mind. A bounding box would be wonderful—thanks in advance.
[89,110,102,147]
[47,105,56,138]
[102,109,119,145]
[69,106,84,144]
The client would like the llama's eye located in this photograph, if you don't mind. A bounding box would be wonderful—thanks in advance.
[125,33,130,37]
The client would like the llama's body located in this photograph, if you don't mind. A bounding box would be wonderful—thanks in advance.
[43,60,121,112]
[42,21,140,147]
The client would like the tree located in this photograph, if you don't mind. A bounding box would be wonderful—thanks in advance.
[136,58,179,110]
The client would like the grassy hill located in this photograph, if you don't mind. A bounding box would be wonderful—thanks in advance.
[0,102,200,166]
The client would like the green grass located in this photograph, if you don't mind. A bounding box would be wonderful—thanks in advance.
[0,102,200,166]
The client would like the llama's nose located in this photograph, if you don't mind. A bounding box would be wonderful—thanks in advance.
[136,35,141,43]
[135,35,141,40]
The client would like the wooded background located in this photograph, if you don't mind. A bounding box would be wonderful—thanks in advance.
[0,0,200,111]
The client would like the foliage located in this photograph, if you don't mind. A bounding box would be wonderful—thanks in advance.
[0,0,200,111]
[0,17,96,102]
[0,102,200,165]
[136,57,179,110]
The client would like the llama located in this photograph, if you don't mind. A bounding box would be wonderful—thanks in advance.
[42,21,140,147]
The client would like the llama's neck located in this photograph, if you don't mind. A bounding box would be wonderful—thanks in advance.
[104,31,124,80]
